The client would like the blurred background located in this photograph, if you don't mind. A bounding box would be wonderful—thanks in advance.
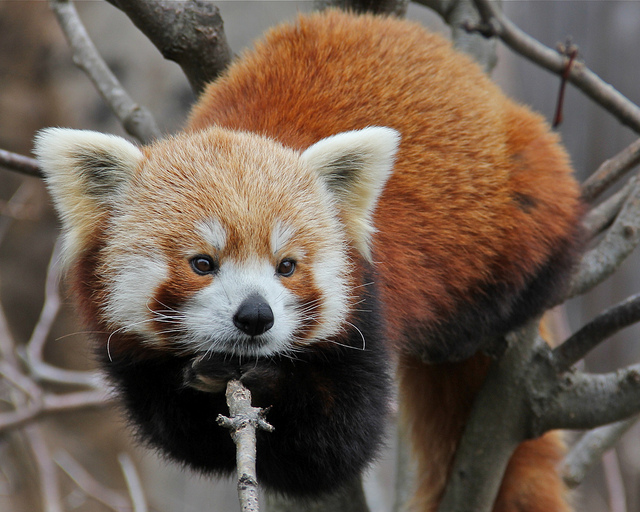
[0,1,639,511]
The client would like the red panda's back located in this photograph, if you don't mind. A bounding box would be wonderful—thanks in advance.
[187,10,583,360]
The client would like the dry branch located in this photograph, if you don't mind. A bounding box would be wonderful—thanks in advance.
[582,137,640,203]
[104,0,232,94]
[568,179,640,298]
[27,424,64,512]
[563,416,640,489]
[466,0,640,133]
[217,379,274,512]
[582,178,636,240]
[49,0,160,143]
[0,149,42,178]
[553,294,640,371]
[118,453,148,512]
[55,450,134,511]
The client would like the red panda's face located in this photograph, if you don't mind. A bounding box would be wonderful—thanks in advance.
[35,126,399,358]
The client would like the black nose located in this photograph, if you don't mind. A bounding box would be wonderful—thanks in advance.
[233,294,274,336]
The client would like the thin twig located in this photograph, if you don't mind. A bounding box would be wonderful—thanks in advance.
[26,424,64,512]
[602,449,627,512]
[582,177,635,240]
[26,237,101,388]
[217,379,273,512]
[118,453,148,512]
[55,450,133,511]
[468,0,640,133]
[563,416,639,488]
[582,137,640,203]
[553,294,640,372]
[568,178,640,298]
[49,0,160,143]
[0,149,42,178]
[0,388,109,433]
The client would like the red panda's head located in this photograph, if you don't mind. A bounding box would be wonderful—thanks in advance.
[35,126,399,358]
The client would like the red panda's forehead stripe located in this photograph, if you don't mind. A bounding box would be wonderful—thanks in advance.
[197,218,227,251]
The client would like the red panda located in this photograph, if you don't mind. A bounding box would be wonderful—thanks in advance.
[35,9,582,511]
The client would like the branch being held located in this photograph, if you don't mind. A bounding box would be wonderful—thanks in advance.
[217,379,274,512]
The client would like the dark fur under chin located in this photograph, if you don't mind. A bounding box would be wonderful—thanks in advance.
[97,282,391,497]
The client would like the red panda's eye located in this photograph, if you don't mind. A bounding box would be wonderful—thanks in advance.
[276,258,296,277]
[190,255,218,276]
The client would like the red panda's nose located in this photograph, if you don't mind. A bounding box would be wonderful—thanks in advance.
[233,294,275,337]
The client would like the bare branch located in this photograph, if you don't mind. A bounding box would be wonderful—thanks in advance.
[603,449,628,512]
[553,294,640,371]
[437,325,539,512]
[0,149,42,178]
[314,0,410,16]
[563,415,639,488]
[468,0,640,133]
[49,0,160,143]
[26,238,101,388]
[118,453,148,512]
[414,0,498,72]
[568,179,640,298]
[217,379,273,512]
[26,424,64,512]
[534,365,640,434]
[582,177,636,240]
[55,450,133,511]
[104,0,232,94]
[0,387,109,433]
[582,137,640,203]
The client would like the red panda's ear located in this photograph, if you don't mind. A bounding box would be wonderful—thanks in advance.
[34,128,143,264]
[301,127,400,261]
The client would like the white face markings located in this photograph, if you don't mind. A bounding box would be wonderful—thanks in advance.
[181,258,300,357]
[197,218,227,251]
[103,251,170,338]
[271,220,296,256]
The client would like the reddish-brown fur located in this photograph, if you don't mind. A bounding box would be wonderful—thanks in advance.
[188,10,581,511]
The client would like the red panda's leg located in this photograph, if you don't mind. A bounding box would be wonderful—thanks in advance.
[493,432,571,512]
[398,352,570,512]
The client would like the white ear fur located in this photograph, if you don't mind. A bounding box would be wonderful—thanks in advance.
[34,128,143,263]
[301,127,400,261]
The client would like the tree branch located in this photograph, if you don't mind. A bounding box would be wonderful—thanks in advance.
[26,238,102,388]
[467,0,640,133]
[563,415,640,489]
[0,149,42,178]
[26,424,64,512]
[49,0,160,143]
[217,379,273,512]
[437,325,538,512]
[54,450,134,511]
[314,0,410,16]
[568,178,640,298]
[414,0,498,72]
[553,294,640,372]
[582,137,640,203]
[533,365,640,434]
[582,177,636,240]
[104,0,232,95]
[118,453,148,512]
